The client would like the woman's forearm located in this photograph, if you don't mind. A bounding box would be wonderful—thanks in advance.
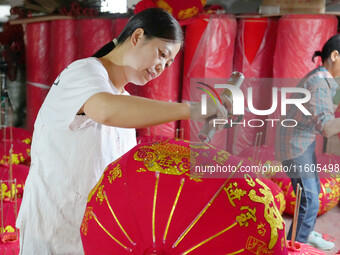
[84,93,190,128]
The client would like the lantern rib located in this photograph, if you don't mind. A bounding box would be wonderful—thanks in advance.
[103,191,136,246]
[182,222,237,254]
[163,178,185,243]
[152,172,160,244]
[172,160,243,248]
[91,211,132,252]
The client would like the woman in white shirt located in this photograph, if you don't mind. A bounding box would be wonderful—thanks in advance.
[17,8,229,254]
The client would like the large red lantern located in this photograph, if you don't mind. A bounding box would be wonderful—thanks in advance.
[81,139,288,254]
[272,177,340,216]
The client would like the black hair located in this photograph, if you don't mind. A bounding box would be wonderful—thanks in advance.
[312,34,340,63]
[93,8,183,58]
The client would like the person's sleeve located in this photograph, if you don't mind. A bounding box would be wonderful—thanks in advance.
[307,78,335,134]
[40,59,112,130]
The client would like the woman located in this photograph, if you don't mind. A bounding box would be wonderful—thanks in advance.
[276,34,340,251]
[16,8,228,254]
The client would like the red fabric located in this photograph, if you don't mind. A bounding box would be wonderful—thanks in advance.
[134,0,158,14]
[180,15,208,145]
[0,165,29,199]
[0,141,31,166]
[180,15,237,150]
[76,19,113,59]
[81,139,288,254]
[229,18,278,154]
[50,20,77,83]
[272,177,340,216]
[25,22,51,132]
[137,51,184,138]
[0,127,32,144]
[112,18,129,38]
[266,14,338,148]
[273,15,338,79]
[26,84,49,133]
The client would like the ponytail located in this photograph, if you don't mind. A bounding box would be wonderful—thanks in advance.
[312,51,322,63]
[92,41,115,58]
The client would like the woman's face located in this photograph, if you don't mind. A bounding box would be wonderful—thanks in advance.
[124,29,181,85]
[327,50,340,78]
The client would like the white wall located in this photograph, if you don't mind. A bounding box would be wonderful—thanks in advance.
[128,0,140,9]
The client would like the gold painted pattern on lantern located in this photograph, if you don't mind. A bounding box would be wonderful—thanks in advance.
[186,172,203,182]
[178,6,199,20]
[87,171,105,202]
[155,0,173,14]
[257,222,266,237]
[81,207,93,235]
[236,206,256,227]
[96,185,105,205]
[248,178,284,250]
[224,182,247,207]
[281,237,285,251]
[246,236,274,254]
[245,174,256,187]
[0,225,15,234]
[0,183,17,200]
[134,143,190,176]
[213,150,232,165]
[275,192,286,214]
[22,138,31,144]
[108,164,122,183]
[1,153,24,165]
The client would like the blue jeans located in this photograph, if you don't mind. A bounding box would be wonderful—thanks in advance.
[282,140,321,243]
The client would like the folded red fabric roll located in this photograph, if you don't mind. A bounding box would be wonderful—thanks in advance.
[230,17,278,154]
[25,22,51,132]
[50,19,77,83]
[76,19,113,59]
[181,14,237,150]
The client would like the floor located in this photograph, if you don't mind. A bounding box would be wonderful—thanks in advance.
[283,203,340,255]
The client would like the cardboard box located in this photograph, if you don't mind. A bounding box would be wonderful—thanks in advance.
[260,0,325,14]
